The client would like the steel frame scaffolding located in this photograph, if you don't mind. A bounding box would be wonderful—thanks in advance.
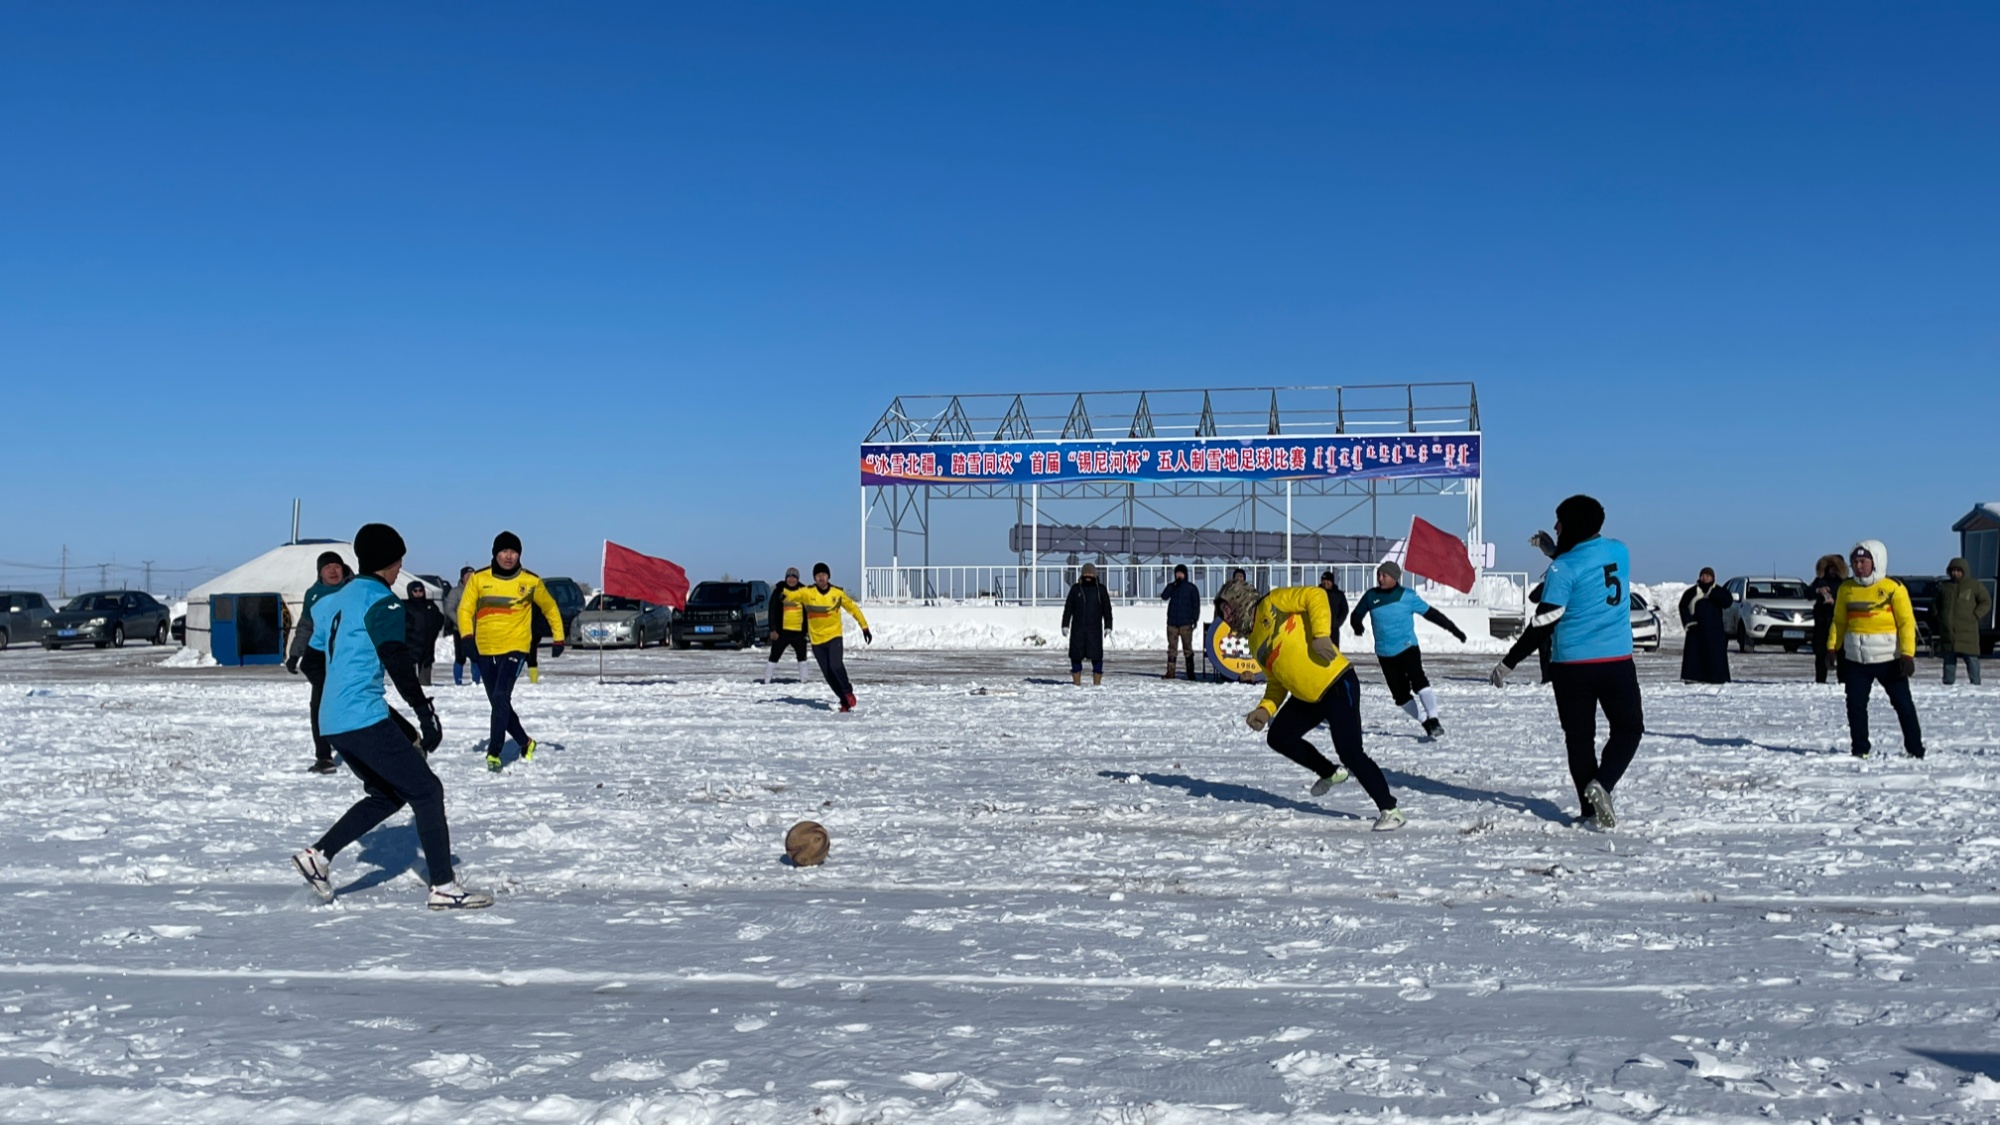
[860,384,1483,604]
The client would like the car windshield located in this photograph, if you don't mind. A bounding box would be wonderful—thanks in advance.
[587,595,644,611]
[66,594,120,613]
[688,583,750,606]
[1745,581,1807,600]
[1630,593,1650,611]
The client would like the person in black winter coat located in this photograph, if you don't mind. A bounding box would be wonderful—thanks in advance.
[1809,554,1846,685]
[1159,564,1201,680]
[1062,563,1114,685]
[1318,571,1350,632]
[1678,568,1732,684]
[404,581,448,687]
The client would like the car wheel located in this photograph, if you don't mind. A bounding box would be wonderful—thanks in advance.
[671,635,689,650]
[0,628,8,651]
[44,641,58,650]
[1782,641,1800,654]
[153,621,168,645]
[1736,623,1753,653]
[111,624,126,648]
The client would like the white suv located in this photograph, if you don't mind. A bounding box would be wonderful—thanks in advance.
[1719,576,1815,653]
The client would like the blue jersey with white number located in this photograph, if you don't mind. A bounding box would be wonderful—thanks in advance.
[1541,536,1633,663]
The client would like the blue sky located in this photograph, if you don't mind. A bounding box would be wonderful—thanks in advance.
[3,2,1994,594]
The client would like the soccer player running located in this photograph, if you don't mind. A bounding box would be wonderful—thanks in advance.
[1489,495,1640,829]
[763,566,810,684]
[291,523,490,910]
[787,562,871,712]
[1242,584,1406,831]
[456,531,565,770]
[1348,559,1467,740]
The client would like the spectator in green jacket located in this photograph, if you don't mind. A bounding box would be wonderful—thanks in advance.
[1936,557,1992,686]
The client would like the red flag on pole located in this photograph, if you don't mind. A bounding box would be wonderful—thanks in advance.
[1403,516,1477,593]
[602,541,689,609]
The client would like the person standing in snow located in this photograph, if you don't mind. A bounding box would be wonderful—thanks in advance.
[1348,560,1467,740]
[1062,562,1113,685]
[1935,557,1991,686]
[456,531,566,770]
[1490,495,1642,829]
[291,522,490,910]
[764,566,812,684]
[285,550,351,774]
[403,580,447,687]
[1159,564,1201,680]
[786,562,871,711]
[1318,571,1350,632]
[445,565,479,686]
[1677,568,1732,684]
[1829,540,1924,758]
[1809,555,1846,685]
[1242,584,1405,831]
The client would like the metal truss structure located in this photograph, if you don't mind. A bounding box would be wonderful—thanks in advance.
[859,384,1484,604]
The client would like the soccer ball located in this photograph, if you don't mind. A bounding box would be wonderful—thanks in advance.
[785,821,829,867]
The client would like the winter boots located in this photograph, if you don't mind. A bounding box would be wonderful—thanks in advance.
[1072,672,1082,686]
[1092,673,1103,686]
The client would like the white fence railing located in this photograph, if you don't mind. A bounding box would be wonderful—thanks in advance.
[863,563,1529,622]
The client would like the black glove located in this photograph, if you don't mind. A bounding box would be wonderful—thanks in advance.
[285,655,300,675]
[1896,654,1917,679]
[862,628,873,644]
[550,642,564,658]
[1449,626,1467,642]
[415,699,443,754]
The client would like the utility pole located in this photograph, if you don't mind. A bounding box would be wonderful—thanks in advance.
[142,560,154,592]
[59,545,67,599]
[97,563,110,589]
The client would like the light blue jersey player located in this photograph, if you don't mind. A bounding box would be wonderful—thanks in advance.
[1492,495,1645,831]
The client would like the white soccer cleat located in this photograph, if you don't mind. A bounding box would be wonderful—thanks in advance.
[292,848,333,902]
[1584,780,1616,829]
[1310,769,1350,797]
[1372,808,1407,832]
[427,882,495,910]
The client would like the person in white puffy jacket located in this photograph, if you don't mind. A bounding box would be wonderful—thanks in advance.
[1827,539,1924,759]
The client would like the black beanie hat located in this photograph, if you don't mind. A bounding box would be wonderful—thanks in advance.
[493,530,522,556]
[354,523,407,574]
[1555,494,1606,541]
[315,550,344,571]
[813,561,831,576]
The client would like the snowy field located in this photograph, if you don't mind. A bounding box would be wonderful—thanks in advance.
[2,640,1998,1123]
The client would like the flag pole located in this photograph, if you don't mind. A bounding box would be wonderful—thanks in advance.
[599,539,607,686]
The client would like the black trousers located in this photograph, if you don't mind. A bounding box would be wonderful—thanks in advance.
[1844,659,1924,757]
[1376,648,1431,705]
[813,638,854,700]
[769,630,808,663]
[302,651,333,765]
[315,718,456,887]
[1812,615,1836,683]
[473,653,532,754]
[1266,670,1396,811]
[1548,658,1644,815]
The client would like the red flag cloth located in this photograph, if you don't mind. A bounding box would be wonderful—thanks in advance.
[1403,517,1477,593]
[603,541,689,609]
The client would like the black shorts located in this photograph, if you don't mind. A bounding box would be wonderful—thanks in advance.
[769,630,808,662]
[1376,648,1430,705]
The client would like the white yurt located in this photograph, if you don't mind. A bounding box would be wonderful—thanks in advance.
[184,541,444,657]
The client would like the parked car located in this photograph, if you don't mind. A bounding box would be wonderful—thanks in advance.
[1895,575,1947,654]
[671,580,772,649]
[531,577,588,649]
[573,594,673,649]
[1630,592,1661,652]
[42,590,173,649]
[0,591,56,650]
[1719,576,1814,652]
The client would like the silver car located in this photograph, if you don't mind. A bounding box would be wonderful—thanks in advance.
[1720,576,1815,652]
[1630,592,1662,652]
[572,594,673,649]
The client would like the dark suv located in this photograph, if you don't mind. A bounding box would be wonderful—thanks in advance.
[533,577,588,649]
[43,590,173,649]
[671,580,771,649]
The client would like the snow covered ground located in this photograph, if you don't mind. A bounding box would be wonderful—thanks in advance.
[2,640,1998,1123]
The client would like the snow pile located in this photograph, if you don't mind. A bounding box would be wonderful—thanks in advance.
[160,646,217,668]
[1633,582,1691,636]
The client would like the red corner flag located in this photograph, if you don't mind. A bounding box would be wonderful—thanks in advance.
[1403,517,1477,593]
[602,541,689,610]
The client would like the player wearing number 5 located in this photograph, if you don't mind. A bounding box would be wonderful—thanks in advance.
[1490,495,1642,829]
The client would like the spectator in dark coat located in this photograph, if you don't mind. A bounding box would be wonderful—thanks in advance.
[1679,568,1732,684]
[1062,563,1114,685]
[1318,571,1351,632]
[1159,564,1201,680]
[404,581,449,687]
[1810,554,1847,685]
[1936,557,1992,685]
